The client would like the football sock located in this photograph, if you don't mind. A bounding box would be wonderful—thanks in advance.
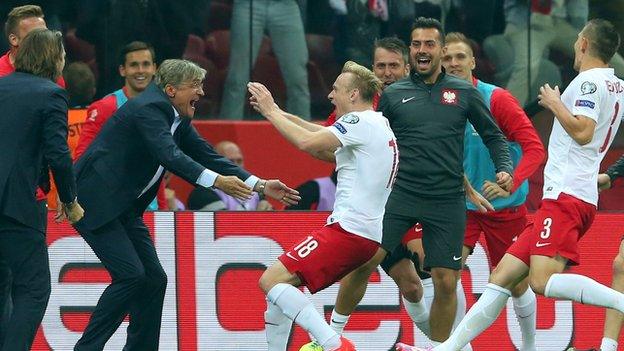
[600,337,618,351]
[267,283,340,349]
[544,273,624,313]
[402,295,430,337]
[422,277,435,310]
[265,299,293,351]
[329,309,350,335]
[454,280,472,351]
[434,283,511,351]
[512,288,537,351]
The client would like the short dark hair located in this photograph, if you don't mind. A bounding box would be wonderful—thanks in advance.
[411,17,445,44]
[373,37,409,65]
[63,62,96,107]
[4,5,44,38]
[582,19,620,64]
[15,28,64,81]
[118,41,155,66]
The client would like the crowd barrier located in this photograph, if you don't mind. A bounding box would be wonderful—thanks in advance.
[29,211,624,350]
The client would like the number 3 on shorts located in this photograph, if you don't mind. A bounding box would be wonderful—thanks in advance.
[540,217,553,239]
[293,236,319,258]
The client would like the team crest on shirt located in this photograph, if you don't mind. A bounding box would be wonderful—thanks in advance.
[340,114,359,124]
[580,81,597,95]
[441,89,458,105]
[88,109,98,121]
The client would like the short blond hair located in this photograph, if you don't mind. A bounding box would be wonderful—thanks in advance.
[341,60,382,103]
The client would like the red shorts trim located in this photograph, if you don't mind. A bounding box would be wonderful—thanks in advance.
[278,223,379,293]
[464,206,528,267]
[506,193,596,266]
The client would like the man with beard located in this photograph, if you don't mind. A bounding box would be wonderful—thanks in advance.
[377,17,513,345]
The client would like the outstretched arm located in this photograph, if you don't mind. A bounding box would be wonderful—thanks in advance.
[248,82,342,156]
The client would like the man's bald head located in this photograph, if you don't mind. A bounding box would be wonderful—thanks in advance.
[215,141,244,166]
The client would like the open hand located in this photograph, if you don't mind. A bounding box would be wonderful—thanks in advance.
[466,186,494,213]
[247,82,280,117]
[263,179,301,206]
[537,83,561,111]
[214,175,253,201]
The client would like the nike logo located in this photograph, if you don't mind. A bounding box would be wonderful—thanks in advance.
[285,252,299,261]
[453,256,462,261]
[402,96,416,103]
[414,226,422,232]
[535,242,551,247]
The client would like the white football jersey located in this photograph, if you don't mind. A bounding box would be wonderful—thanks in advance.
[543,68,624,205]
[327,110,398,243]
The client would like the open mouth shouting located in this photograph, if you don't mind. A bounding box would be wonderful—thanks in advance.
[415,55,432,71]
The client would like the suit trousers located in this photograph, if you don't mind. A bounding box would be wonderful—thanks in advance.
[73,210,167,351]
[0,214,51,351]
[0,199,47,346]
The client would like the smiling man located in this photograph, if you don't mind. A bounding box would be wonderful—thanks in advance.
[74,41,157,160]
[72,59,300,351]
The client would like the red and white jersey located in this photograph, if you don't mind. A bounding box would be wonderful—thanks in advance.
[326,110,398,242]
[544,68,624,205]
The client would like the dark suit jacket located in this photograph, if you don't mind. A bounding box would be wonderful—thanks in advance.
[0,72,76,232]
[75,82,251,230]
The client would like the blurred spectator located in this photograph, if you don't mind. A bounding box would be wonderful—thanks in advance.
[74,0,210,96]
[286,171,337,210]
[342,0,385,68]
[220,0,310,120]
[73,40,166,210]
[63,62,96,108]
[491,0,624,106]
[187,141,272,210]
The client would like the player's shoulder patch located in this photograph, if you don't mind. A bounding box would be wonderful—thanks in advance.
[580,81,597,95]
[575,99,595,109]
[333,122,347,134]
[340,113,359,124]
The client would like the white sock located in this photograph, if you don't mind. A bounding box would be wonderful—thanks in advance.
[422,277,435,310]
[265,300,293,351]
[402,295,430,337]
[329,309,350,335]
[453,280,472,351]
[512,288,537,351]
[436,283,511,351]
[267,283,340,349]
[600,337,618,351]
[544,273,624,313]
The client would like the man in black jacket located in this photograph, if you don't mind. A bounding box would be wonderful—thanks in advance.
[0,28,84,351]
[72,59,299,351]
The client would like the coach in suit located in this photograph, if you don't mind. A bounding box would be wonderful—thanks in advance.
[0,28,84,351]
[73,59,299,350]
